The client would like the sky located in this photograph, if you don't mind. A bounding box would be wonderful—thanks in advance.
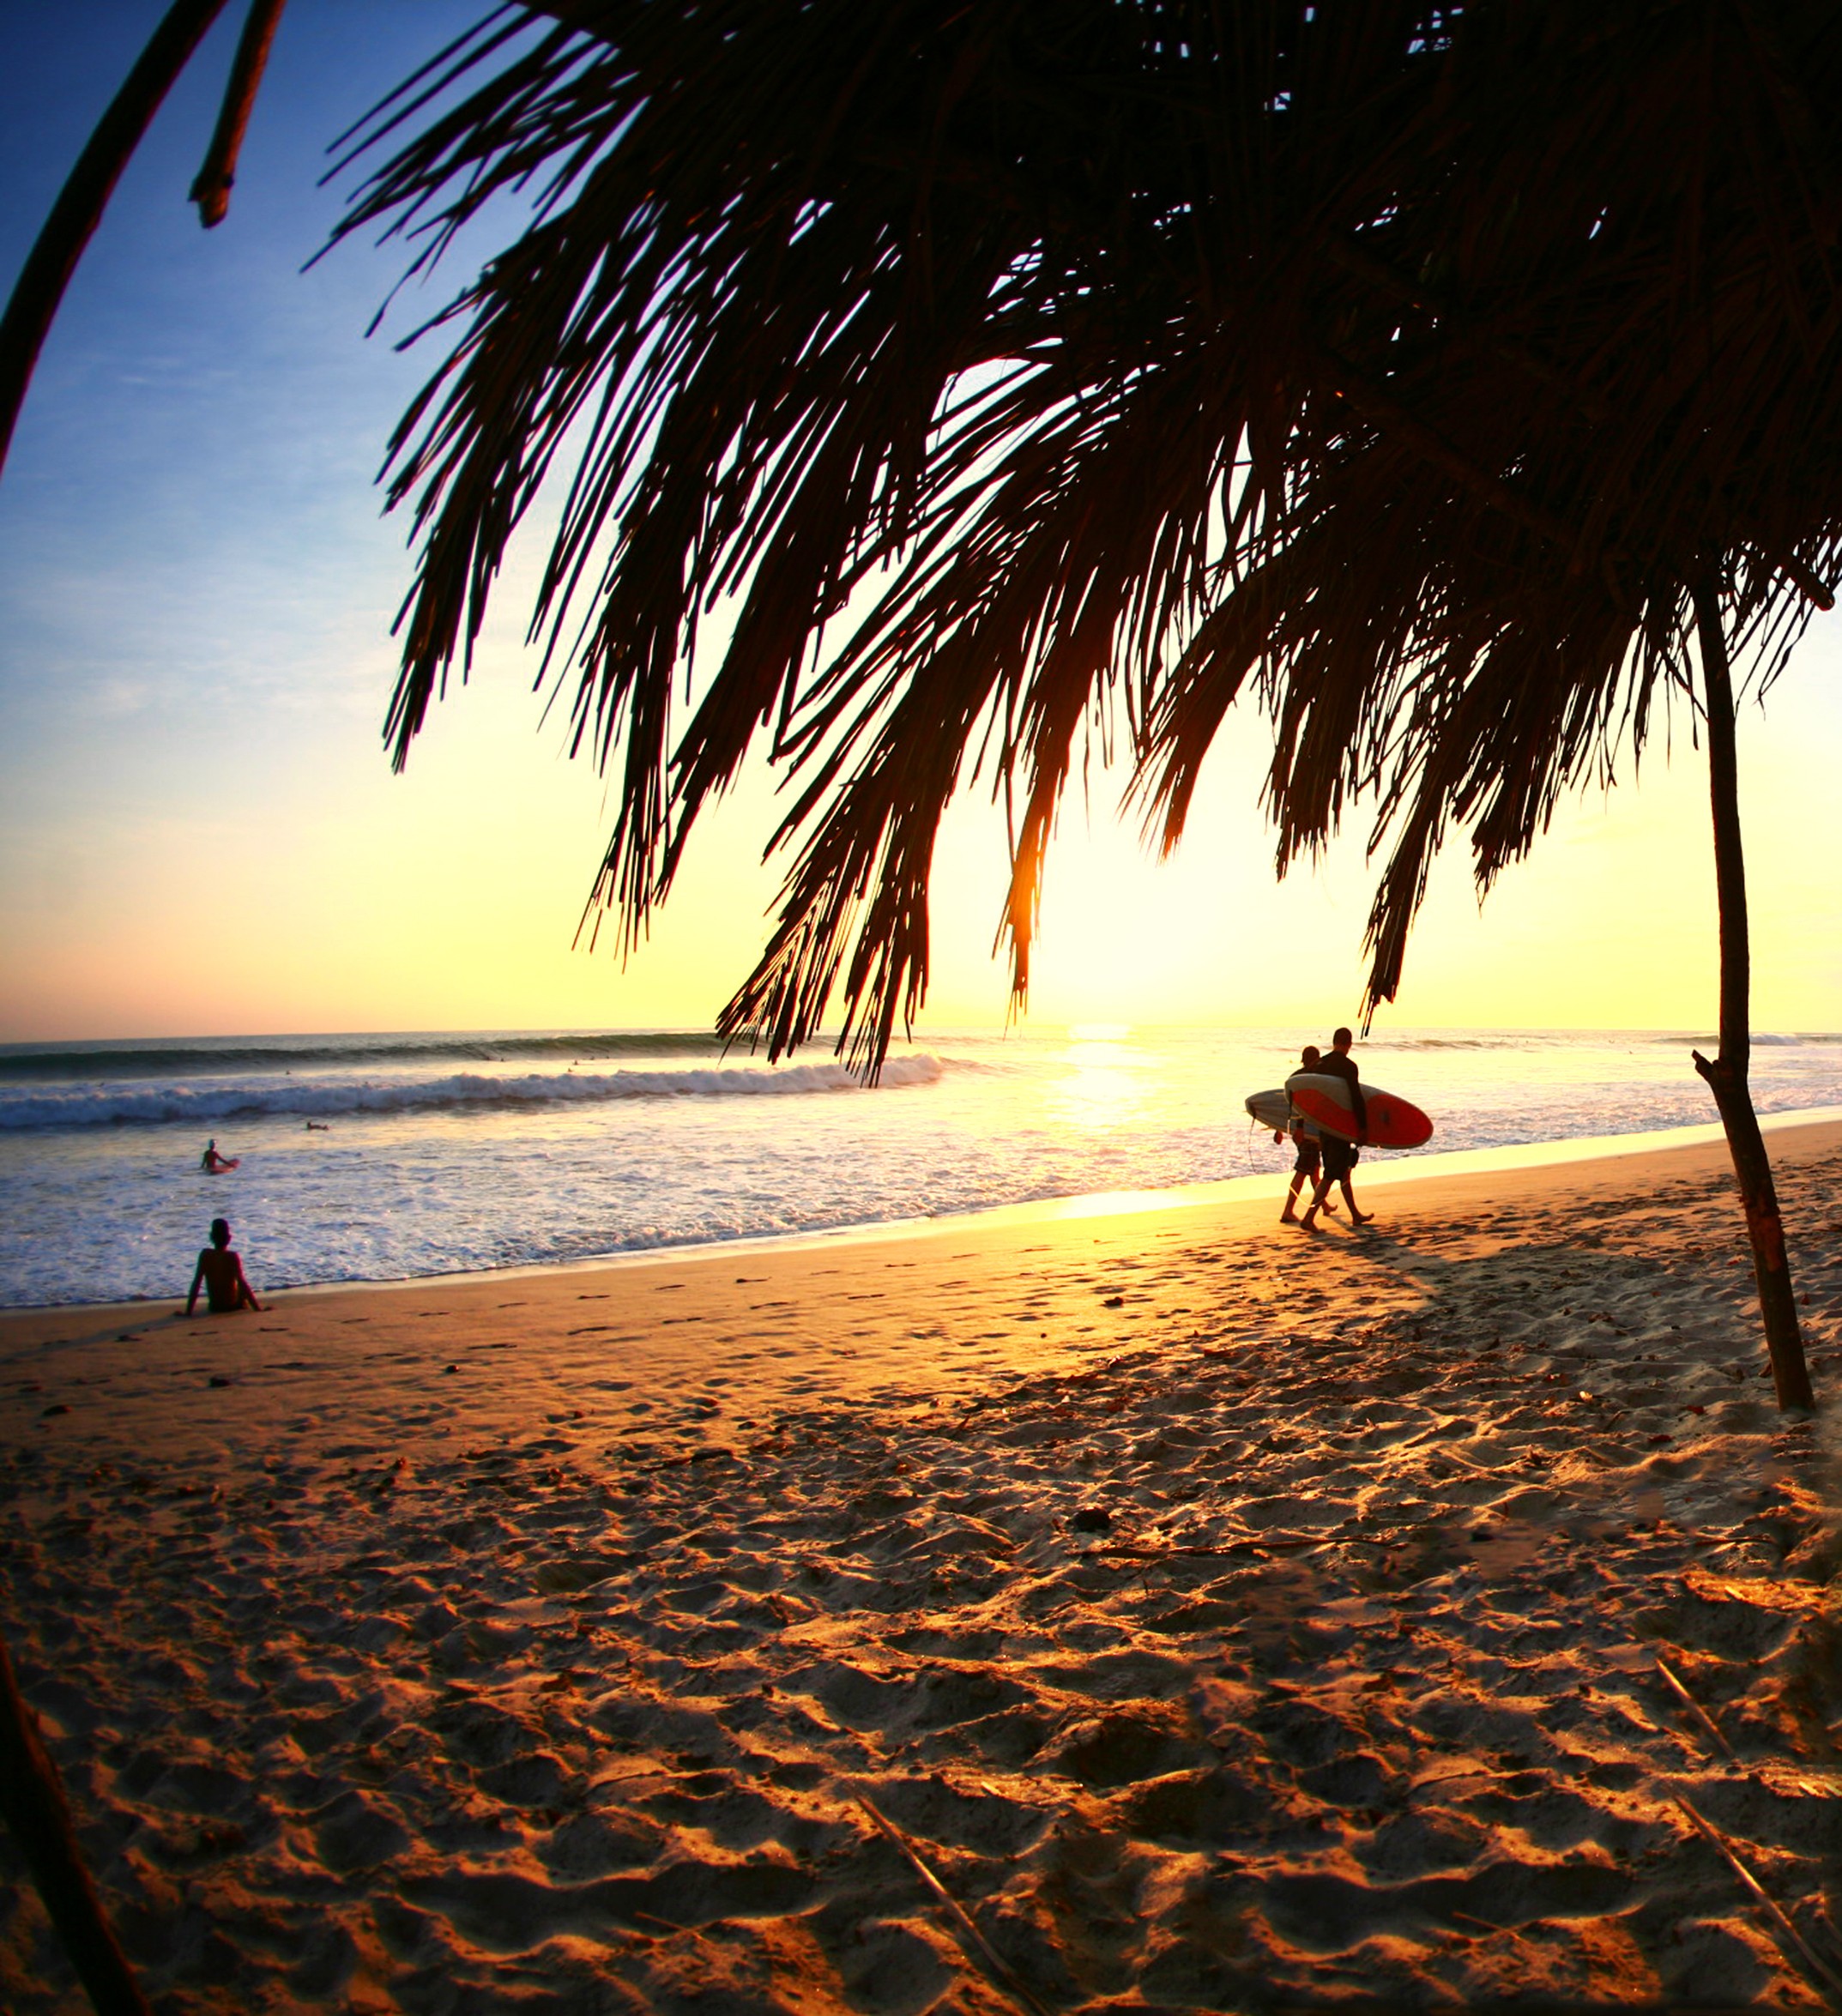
[3,1,1839,1045]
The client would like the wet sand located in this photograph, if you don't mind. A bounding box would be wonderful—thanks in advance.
[3,1123,1841,2012]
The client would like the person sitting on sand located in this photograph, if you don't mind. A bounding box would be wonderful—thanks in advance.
[1300,1029,1372,1229]
[1280,1045,1336,1223]
[186,1218,264,1314]
[200,1138,239,1172]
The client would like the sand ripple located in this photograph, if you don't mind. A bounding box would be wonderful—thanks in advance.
[3,1144,1841,2009]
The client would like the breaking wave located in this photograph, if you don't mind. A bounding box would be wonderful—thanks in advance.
[1382,1030,1842,1051]
[0,1053,945,1132]
[0,1029,725,1082]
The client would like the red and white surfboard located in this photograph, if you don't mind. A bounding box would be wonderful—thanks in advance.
[1283,1071,1434,1148]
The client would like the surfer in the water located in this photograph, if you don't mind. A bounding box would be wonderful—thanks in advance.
[1300,1028,1374,1229]
[1280,1045,1337,1222]
[200,1138,239,1172]
[185,1218,264,1315]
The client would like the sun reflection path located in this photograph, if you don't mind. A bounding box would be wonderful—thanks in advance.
[1055,1027,1147,1132]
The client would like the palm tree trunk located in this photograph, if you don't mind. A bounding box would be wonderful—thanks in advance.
[1688,575,1814,1411]
[0,1632,151,2016]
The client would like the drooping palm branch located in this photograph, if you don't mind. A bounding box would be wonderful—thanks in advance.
[327,6,1414,1047]
[337,2,1841,1065]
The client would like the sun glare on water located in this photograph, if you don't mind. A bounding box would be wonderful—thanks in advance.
[1055,1027,1146,1131]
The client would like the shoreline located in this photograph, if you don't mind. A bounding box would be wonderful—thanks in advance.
[7,1102,1842,1320]
[2,1109,1839,2006]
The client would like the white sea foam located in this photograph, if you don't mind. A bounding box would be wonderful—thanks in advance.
[0,1053,943,1131]
[4,1024,1841,1307]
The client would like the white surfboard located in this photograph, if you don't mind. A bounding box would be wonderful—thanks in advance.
[1244,1088,1293,1133]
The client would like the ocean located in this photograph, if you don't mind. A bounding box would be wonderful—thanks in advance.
[3,1024,1840,1309]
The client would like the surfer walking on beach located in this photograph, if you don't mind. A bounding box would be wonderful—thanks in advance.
[1301,1028,1373,1230]
[1314,1027,1368,1136]
[185,1217,264,1314]
[1280,1045,1337,1223]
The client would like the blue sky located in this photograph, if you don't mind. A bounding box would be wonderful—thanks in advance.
[0,1,693,1038]
[3,3,1839,1042]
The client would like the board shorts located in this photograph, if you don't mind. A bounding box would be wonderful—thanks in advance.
[1291,1138,1322,1176]
[1320,1133,1359,1182]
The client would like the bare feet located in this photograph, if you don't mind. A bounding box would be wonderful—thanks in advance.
[1297,1214,1319,1231]
[1350,1210,1374,1225]
[1279,1210,1299,1224]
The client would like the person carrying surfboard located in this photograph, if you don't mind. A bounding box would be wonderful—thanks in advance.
[1280,1045,1337,1223]
[1314,1029,1368,1136]
[1300,1029,1374,1228]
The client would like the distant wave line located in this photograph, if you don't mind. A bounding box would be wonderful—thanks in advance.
[0,1029,735,1081]
[1380,1031,1840,1050]
[0,1054,945,1131]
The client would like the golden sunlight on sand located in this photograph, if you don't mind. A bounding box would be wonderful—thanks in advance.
[3,1126,1840,2010]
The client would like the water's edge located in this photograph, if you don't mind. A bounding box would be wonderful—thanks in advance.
[19,1102,1839,1316]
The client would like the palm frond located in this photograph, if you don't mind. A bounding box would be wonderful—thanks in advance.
[338,0,1842,1059]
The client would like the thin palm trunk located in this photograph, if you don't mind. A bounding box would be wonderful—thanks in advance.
[0,1631,151,2016]
[1689,575,1814,1411]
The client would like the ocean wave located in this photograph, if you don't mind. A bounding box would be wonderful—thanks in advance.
[1386,1030,1839,1052]
[1372,1033,1622,1050]
[0,1029,728,1082]
[1380,1033,1676,1050]
[0,1053,944,1131]
[1642,1032,1829,1047]
[1376,1037,1511,1050]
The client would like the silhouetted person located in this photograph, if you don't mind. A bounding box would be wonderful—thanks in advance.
[200,1138,239,1172]
[1314,1027,1368,1137]
[1301,1028,1373,1229]
[186,1218,263,1314]
[1280,1045,1336,1222]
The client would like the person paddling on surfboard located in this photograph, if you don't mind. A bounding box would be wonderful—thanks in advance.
[1300,1028,1374,1229]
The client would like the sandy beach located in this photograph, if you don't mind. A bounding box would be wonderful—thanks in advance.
[3,1124,1841,2013]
